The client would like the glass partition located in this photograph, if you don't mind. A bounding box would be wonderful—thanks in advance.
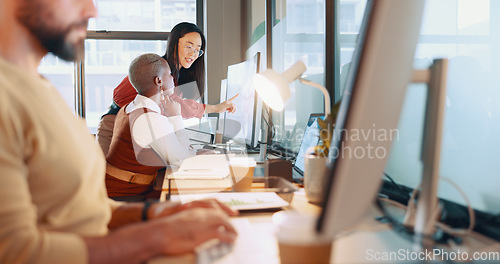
[386,0,500,215]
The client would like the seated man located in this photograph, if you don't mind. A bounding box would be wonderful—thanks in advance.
[105,53,194,200]
[0,1,236,263]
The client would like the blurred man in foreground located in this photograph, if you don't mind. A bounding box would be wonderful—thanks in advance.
[0,0,237,263]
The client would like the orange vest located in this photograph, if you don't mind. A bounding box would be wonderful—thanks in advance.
[105,105,165,198]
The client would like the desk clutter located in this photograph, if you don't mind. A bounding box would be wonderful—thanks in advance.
[164,154,298,203]
[165,176,297,209]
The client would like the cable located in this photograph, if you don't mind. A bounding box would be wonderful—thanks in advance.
[375,198,417,240]
[435,177,475,236]
[377,174,477,245]
[383,172,398,186]
[378,196,408,210]
[259,108,275,145]
[259,116,272,145]
[263,106,276,140]
[383,172,411,200]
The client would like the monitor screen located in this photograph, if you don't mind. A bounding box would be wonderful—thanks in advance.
[317,0,425,237]
[294,114,324,177]
[223,52,261,149]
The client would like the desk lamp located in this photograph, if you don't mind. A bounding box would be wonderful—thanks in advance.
[252,60,331,116]
[252,61,331,161]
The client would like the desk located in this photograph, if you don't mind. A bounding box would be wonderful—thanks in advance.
[151,187,321,264]
[154,155,500,263]
[152,188,500,264]
[329,204,500,263]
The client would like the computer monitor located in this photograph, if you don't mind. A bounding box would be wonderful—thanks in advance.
[317,0,426,237]
[223,52,262,149]
[293,113,324,180]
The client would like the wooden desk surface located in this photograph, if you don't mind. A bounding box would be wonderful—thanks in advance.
[152,186,321,264]
[154,180,500,264]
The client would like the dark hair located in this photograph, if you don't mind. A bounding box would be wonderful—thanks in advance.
[163,22,206,99]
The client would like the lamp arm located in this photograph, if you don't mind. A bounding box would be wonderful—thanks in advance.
[299,78,331,116]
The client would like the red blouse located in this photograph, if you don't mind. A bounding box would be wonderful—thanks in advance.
[113,76,205,119]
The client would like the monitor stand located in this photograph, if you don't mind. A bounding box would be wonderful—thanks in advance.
[256,104,272,162]
[257,127,268,162]
[411,58,449,250]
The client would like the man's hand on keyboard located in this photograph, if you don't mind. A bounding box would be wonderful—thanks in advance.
[196,239,234,263]
[151,208,238,256]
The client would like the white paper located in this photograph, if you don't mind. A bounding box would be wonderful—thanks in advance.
[169,154,235,180]
[172,192,289,211]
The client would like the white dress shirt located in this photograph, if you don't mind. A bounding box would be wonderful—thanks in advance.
[126,95,194,168]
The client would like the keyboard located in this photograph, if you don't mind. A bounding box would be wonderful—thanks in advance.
[186,128,214,144]
[196,239,233,263]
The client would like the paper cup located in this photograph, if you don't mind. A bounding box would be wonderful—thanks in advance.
[215,130,223,144]
[304,153,328,204]
[229,157,256,192]
[273,211,332,264]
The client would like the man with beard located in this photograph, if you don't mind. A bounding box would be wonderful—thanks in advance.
[0,1,237,263]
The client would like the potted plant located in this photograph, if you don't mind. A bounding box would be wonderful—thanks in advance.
[304,101,341,204]
[309,101,341,157]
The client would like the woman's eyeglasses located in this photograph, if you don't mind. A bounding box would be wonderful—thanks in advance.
[181,43,204,57]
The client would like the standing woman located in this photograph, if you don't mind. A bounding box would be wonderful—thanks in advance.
[97,22,237,155]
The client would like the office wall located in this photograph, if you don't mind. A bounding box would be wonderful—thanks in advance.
[205,0,244,107]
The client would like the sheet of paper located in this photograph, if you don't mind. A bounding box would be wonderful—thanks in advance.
[169,154,235,180]
[171,192,289,211]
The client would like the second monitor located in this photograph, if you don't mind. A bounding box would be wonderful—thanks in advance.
[221,52,261,150]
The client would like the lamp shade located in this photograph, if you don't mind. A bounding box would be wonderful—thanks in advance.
[253,61,307,111]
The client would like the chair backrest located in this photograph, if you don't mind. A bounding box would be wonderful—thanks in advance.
[96,114,117,156]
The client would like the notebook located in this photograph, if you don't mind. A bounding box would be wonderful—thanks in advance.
[165,155,236,195]
[292,114,324,181]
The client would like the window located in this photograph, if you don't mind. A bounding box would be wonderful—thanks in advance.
[38,0,198,133]
[269,0,326,154]
[91,0,196,32]
[84,39,168,130]
[338,0,367,97]
[38,55,76,112]
[267,0,367,154]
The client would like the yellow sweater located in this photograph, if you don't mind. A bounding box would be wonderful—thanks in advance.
[0,57,113,264]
